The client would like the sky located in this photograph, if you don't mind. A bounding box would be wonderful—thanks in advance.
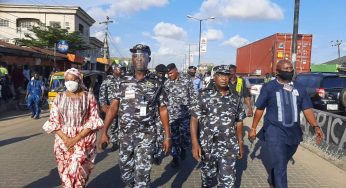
[2,0,346,70]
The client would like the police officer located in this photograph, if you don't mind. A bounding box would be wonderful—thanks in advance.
[99,63,125,150]
[153,64,168,165]
[165,63,197,167]
[98,44,171,188]
[26,72,44,119]
[191,65,245,187]
[248,60,324,188]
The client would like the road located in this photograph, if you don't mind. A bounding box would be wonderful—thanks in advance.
[0,110,345,188]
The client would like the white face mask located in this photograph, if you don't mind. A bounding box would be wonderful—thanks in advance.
[65,81,79,92]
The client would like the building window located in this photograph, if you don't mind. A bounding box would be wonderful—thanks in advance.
[65,22,69,26]
[0,19,9,27]
[79,24,84,34]
[50,21,61,28]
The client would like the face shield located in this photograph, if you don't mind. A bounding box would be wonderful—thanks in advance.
[132,52,150,71]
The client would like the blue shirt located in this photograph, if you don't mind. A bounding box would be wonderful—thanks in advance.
[192,77,202,95]
[27,80,43,96]
[255,80,313,145]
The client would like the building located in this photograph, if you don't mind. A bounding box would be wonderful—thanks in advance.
[0,3,94,43]
[0,3,103,70]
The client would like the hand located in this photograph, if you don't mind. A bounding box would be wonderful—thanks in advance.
[192,141,202,162]
[248,128,256,141]
[247,108,253,117]
[162,138,171,155]
[314,127,324,144]
[238,142,244,159]
[98,132,109,151]
[63,136,79,150]
[102,105,109,113]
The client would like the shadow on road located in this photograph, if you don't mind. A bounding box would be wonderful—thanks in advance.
[235,144,249,188]
[152,150,198,187]
[23,168,60,188]
[0,133,42,147]
[87,165,124,188]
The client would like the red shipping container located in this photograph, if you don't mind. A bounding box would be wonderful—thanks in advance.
[236,33,312,75]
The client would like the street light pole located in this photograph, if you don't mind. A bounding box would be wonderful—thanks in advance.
[187,15,215,67]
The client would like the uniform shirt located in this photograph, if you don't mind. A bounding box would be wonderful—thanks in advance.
[27,79,44,96]
[164,74,197,120]
[99,75,122,106]
[191,86,245,151]
[110,75,168,137]
[255,80,313,145]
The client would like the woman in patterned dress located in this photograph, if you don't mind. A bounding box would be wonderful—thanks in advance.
[43,68,103,187]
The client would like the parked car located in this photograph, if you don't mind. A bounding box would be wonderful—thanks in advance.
[295,72,346,115]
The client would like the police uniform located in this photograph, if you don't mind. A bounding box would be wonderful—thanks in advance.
[152,64,168,163]
[164,64,197,159]
[110,74,168,187]
[99,74,122,145]
[255,79,313,188]
[191,65,245,188]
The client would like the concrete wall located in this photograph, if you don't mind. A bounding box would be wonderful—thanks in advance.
[300,109,346,170]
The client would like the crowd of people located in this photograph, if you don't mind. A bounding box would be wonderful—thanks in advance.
[42,44,324,188]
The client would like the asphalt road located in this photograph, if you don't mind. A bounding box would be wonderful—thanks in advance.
[0,110,345,188]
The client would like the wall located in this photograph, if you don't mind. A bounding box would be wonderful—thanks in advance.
[300,109,346,170]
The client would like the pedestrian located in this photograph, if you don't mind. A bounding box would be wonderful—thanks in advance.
[190,65,245,187]
[152,64,168,165]
[187,66,202,95]
[202,71,211,89]
[0,61,12,101]
[248,59,324,188]
[99,63,126,151]
[98,44,171,187]
[165,63,197,167]
[22,65,31,89]
[26,72,44,119]
[11,64,24,100]
[42,68,103,188]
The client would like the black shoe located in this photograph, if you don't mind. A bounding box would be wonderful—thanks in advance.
[171,157,179,168]
[31,114,35,118]
[180,148,186,160]
[34,115,40,119]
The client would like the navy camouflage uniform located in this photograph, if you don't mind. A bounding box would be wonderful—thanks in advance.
[164,73,196,157]
[99,75,122,145]
[110,75,168,187]
[191,67,245,187]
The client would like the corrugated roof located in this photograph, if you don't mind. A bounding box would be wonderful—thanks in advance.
[323,56,346,65]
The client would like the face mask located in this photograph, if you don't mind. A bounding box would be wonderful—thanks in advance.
[65,81,79,92]
[188,71,196,77]
[277,70,294,81]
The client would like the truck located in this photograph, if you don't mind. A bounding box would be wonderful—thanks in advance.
[236,33,312,76]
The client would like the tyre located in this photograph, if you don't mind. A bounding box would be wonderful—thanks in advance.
[340,88,346,108]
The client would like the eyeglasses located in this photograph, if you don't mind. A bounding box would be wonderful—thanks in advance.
[132,53,149,58]
[215,73,230,78]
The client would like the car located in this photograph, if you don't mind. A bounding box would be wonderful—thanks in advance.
[244,76,265,96]
[295,72,346,115]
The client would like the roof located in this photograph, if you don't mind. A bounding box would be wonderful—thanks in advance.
[323,56,346,65]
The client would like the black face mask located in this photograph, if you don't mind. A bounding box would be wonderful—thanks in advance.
[277,70,294,81]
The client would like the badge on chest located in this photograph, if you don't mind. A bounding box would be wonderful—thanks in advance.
[283,84,293,92]
[124,85,136,99]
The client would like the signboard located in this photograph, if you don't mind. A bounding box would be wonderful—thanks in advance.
[200,37,207,53]
[56,40,69,53]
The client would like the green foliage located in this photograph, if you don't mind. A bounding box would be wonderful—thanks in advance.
[15,25,90,53]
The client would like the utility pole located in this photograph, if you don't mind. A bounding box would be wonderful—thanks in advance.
[291,0,300,71]
[99,16,113,70]
[331,40,343,59]
[188,44,191,67]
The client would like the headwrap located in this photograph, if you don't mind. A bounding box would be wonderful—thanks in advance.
[64,68,82,81]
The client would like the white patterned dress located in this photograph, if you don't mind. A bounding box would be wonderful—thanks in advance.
[43,91,103,188]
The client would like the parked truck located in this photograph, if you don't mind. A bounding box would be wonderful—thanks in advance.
[236,33,312,76]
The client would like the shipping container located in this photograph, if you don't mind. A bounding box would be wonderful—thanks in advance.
[236,33,312,75]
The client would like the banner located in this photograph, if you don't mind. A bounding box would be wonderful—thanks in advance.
[200,37,207,53]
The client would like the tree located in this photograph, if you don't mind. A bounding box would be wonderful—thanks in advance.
[15,25,90,53]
